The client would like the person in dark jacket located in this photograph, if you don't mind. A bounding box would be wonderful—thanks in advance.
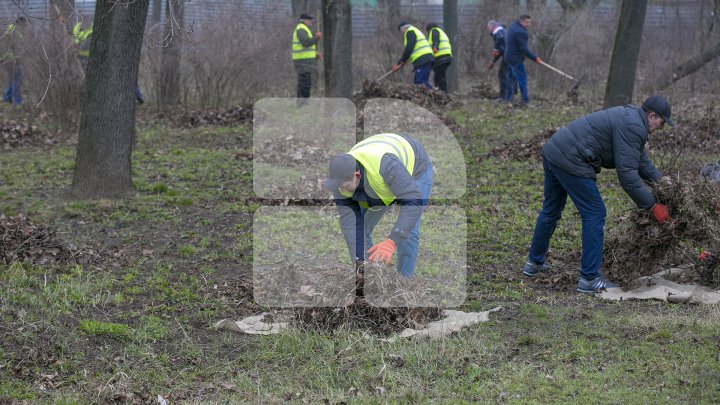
[3,17,28,105]
[292,13,322,102]
[523,96,675,293]
[504,14,541,106]
[426,23,452,93]
[324,133,433,278]
[486,20,511,99]
[392,22,435,90]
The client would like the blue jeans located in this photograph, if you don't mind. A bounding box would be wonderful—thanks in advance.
[506,62,529,103]
[528,157,606,280]
[413,63,433,90]
[4,64,22,104]
[361,163,433,278]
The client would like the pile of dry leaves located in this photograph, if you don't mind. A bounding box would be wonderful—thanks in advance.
[254,135,335,167]
[485,128,557,161]
[178,104,253,128]
[354,79,452,110]
[0,120,55,149]
[0,214,76,265]
[604,176,720,288]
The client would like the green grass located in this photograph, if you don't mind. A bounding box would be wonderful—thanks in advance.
[1,99,719,403]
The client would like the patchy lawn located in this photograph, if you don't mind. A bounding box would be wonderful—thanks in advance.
[1,97,719,403]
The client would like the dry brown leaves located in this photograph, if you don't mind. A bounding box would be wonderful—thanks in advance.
[178,104,253,128]
[1,214,76,265]
[604,176,720,288]
[0,120,55,149]
[254,135,335,167]
[353,79,452,110]
[485,128,557,161]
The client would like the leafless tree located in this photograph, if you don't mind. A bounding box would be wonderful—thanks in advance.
[603,0,648,108]
[443,0,458,93]
[72,0,150,199]
[159,0,184,107]
[322,0,352,99]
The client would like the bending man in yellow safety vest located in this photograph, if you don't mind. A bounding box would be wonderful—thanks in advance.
[292,13,322,102]
[323,133,433,278]
[391,21,435,90]
[426,23,453,93]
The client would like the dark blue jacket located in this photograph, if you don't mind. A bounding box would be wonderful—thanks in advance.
[504,20,537,66]
[542,105,662,209]
[491,25,506,63]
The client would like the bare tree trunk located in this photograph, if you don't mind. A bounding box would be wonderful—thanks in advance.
[603,0,648,108]
[71,0,150,199]
[152,0,162,24]
[377,0,401,69]
[159,0,184,107]
[443,0,458,93]
[322,0,352,99]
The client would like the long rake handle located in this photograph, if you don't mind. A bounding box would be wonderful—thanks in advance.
[539,61,576,81]
[376,69,394,81]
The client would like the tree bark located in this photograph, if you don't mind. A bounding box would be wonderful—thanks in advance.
[323,0,352,99]
[443,0,458,93]
[603,0,648,108]
[657,40,720,90]
[71,0,150,199]
[159,0,184,107]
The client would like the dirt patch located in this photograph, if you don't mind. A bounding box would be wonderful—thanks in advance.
[178,104,253,128]
[254,135,335,167]
[292,299,443,336]
[0,120,56,149]
[485,128,557,161]
[604,177,720,288]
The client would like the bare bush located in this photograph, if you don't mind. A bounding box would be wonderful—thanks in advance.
[162,3,295,108]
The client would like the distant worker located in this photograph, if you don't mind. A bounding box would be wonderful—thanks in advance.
[323,133,433,279]
[72,20,144,104]
[426,23,452,93]
[523,96,674,293]
[292,13,322,103]
[486,20,510,100]
[504,14,541,106]
[3,17,28,105]
[392,21,435,90]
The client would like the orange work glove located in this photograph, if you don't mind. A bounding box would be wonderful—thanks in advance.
[651,203,673,224]
[391,63,404,72]
[534,56,543,64]
[487,62,494,71]
[699,250,714,262]
[432,47,439,54]
[491,50,500,58]
[367,239,397,264]
[315,31,323,39]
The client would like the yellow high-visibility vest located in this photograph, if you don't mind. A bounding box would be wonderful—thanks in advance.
[73,22,93,58]
[403,25,433,63]
[292,22,316,61]
[429,27,452,58]
[345,134,416,206]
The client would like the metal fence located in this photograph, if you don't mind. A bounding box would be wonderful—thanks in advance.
[0,0,707,39]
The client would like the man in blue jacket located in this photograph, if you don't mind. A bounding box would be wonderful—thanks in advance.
[523,96,675,293]
[504,14,542,106]
[324,133,433,279]
[486,20,510,100]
